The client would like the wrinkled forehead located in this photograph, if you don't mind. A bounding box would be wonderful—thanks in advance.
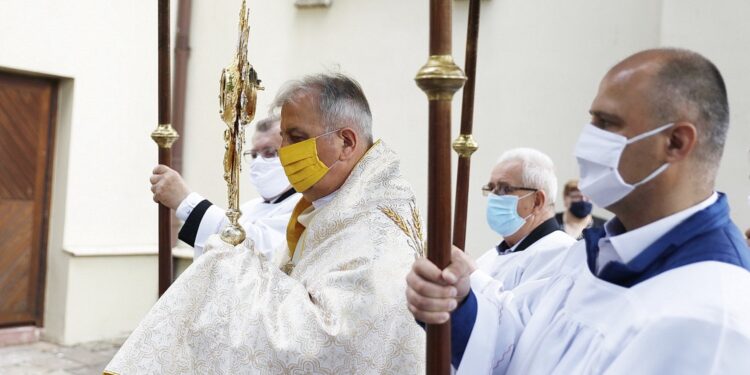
[279,94,325,132]
[489,160,523,185]
[590,63,661,130]
[251,125,281,149]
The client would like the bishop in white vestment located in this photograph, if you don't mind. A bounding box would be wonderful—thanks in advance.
[106,74,425,374]
[106,140,425,374]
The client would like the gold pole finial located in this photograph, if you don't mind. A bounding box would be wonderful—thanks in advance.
[151,123,180,148]
[415,55,466,101]
[452,134,478,158]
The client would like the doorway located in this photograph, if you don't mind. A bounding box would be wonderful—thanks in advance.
[0,71,58,328]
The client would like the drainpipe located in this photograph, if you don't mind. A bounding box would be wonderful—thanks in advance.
[171,0,192,246]
[172,0,192,174]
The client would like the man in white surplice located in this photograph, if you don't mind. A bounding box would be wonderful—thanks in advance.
[150,116,301,258]
[406,48,750,374]
[106,73,425,374]
[474,148,575,292]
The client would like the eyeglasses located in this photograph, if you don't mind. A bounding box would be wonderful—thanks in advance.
[481,183,537,197]
[243,148,278,163]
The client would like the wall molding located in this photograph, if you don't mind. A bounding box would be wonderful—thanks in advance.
[63,245,158,257]
[295,0,332,8]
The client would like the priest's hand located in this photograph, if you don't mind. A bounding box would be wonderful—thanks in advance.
[406,246,476,324]
[150,165,190,210]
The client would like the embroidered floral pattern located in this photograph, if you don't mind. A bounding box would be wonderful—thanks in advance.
[105,142,425,374]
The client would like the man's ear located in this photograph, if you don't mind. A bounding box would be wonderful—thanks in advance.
[534,190,547,211]
[665,122,697,162]
[338,127,359,161]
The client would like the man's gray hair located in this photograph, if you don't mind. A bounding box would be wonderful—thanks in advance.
[646,48,729,182]
[496,148,558,206]
[255,115,280,133]
[272,73,373,143]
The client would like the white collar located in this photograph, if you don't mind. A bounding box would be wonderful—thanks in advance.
[297,191,339,229]
[504,235,527,254]
[604,192,718,265]
[312,190,338,209]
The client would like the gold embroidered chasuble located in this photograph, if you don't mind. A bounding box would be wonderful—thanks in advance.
[104,141,426,374]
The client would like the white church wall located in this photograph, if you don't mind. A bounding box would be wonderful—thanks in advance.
[182,0,664,259]
[63,255,157,344]
[0,0,174,344]
[449,0,663,255]
[0,0,165,253]
[661,0,750,240]
[40,80,75,344]
[0,0,746,345]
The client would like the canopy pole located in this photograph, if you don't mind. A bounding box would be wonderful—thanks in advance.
[414,0,466,373]
[152,0,179,296]
[452,0,481,250]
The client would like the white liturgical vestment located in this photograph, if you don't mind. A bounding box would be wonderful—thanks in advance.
[474,219,575,293]
[105,141,426,374]
[455,193,750,374]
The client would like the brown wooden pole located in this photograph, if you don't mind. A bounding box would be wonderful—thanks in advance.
[429,0,452,55]
[157,0,172,296]
[415,0,466,373]
[158,147,172,295]
[158,0,170,128]
[426,99,453,375]
[452,0,481,251]
[153,0,179,296]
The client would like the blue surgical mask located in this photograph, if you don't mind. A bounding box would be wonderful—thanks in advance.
[486,192,534,237]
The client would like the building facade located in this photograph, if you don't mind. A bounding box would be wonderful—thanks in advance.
[0,0,748,344]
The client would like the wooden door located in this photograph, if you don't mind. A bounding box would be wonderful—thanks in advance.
[0,71,58,327]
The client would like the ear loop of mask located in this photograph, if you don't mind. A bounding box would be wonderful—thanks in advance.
[625,122,674,187]
[317,128,342,171]
[626,122,674,144]
[631,163,670,187]
[519,191,536,221]
[315,128,341,140]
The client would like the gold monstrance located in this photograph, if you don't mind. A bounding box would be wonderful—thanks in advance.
[218,0,263,245]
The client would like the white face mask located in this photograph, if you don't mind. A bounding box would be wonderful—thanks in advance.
[249,156,291,200]
[574,122,673,208]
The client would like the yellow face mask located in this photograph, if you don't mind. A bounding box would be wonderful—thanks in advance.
[278,129,339,193]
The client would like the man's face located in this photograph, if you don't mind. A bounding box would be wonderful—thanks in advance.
[279,94,344,200]
[563,189,587,209]
[249,123,282,160]
[487,161,537,219]
[587,64,667,208]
